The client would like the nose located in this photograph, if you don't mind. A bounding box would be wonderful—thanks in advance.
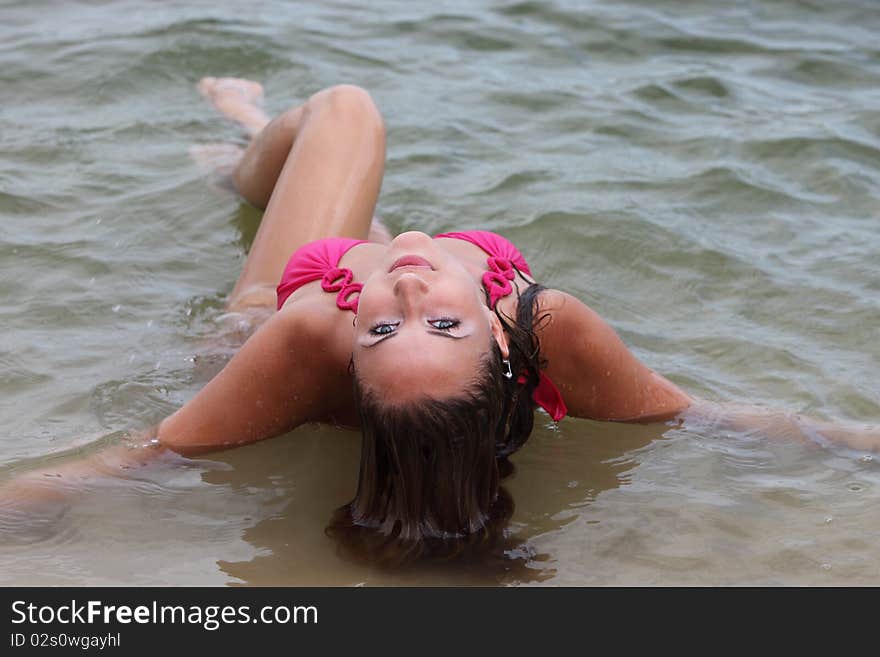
[393,272,429,307]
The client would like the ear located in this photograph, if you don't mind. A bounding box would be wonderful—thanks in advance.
[487,311,510,359]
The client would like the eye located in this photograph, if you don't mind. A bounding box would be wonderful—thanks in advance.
[430,318,460,331]
[369,321,399,336]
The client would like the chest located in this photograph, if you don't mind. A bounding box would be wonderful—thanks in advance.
[283,239,532,317]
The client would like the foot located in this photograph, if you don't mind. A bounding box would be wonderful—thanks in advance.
[198,77,270,138]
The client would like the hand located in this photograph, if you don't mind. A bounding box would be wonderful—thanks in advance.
[0,432,165,544]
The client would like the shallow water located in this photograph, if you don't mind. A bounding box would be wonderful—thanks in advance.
[1,0,878,585]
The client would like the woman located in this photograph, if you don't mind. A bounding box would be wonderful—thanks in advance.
[3,78,878,563]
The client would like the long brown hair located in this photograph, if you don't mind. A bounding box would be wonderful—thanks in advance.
[327,283,548,566]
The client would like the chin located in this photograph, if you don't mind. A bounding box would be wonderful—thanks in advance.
[389,231,433,248]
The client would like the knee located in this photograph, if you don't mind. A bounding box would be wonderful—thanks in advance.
[306,84,385,137]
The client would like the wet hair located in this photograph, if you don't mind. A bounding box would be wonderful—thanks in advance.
[327,282,548,566]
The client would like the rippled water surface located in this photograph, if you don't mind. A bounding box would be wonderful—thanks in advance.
[1,0,878,585]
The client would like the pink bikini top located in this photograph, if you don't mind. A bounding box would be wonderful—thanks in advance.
[275,230,566,421]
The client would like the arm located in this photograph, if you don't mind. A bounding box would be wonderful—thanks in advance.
[0,302,342,510]
[537,290,693,422]
[537,290,880,450]
[158,301,343,454]
[681,399,880,452]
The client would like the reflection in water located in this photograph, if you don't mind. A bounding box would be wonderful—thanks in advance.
[2,404,877,585]
[210,418,667,586]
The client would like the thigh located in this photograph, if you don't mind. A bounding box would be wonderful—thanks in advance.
[229,85,386,310]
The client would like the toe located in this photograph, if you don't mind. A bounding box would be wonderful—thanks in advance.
[197,76,217,97]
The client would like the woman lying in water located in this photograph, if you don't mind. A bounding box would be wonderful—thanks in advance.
[2,78,878,563]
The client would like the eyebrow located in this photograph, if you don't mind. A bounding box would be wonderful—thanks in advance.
[363,330,469,348]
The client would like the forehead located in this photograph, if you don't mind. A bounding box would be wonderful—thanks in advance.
[355,334,489,401]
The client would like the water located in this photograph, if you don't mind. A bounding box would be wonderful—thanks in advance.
[1,0,878,585]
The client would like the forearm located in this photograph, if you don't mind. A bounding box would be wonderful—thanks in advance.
[681,399,880,452]
[0,429,170,514]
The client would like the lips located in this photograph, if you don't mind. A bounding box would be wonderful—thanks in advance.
[389,255,433,272]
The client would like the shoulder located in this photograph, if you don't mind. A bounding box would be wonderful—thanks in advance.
[531,288,693,422]
[534,287,572,312]
[276,295,353,369]
[277,294,342,338]
[533,288,587,333]
[499,287,574,342]
[532,288,618,372]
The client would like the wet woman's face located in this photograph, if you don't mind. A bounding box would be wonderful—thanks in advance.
[353,231,508,402]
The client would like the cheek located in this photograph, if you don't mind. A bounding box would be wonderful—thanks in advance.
[441,273,483,303]
[356,278,392,316]
[435,282,489,326]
